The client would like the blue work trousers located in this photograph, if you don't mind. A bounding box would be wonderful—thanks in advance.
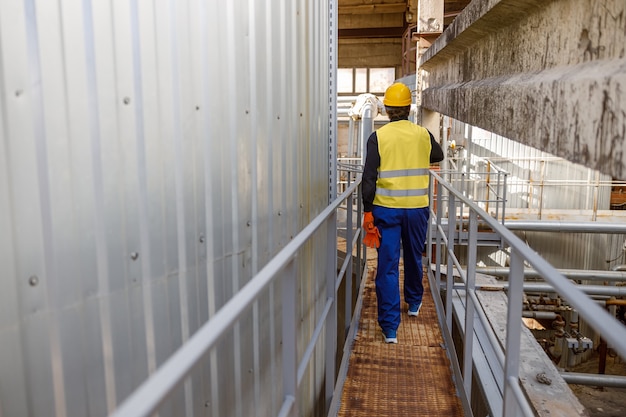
[372,205,429,333]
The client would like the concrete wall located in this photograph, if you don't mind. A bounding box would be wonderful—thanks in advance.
[419,0,626,180]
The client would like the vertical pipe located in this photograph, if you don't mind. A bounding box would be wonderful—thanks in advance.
[503,249,524,416]
[348,118,355,157]
[359,105,373,163]
[538,160,545,220]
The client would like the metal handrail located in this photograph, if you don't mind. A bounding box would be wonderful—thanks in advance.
[109,179,364,417]
[427,170,626,417]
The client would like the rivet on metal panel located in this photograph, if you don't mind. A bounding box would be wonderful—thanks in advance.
[130,252,139,260]
[199,235,205,243]
[248,368,253,373]
[204,401,210,408]
[195,106,200,110]
[277,115,280,120]
[28,275,39,286]
[123,97,131,105]
[246,221,251,226]
[245,110,249,114]
[15,89,23,97]
[278,211,282,216]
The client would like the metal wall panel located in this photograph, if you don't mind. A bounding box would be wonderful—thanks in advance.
[468,128,612,211]
[0,0,333,416]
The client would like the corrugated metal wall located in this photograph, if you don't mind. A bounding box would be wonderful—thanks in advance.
[0,1,334,416]
[468,127,612,211]
[445,120,626,272]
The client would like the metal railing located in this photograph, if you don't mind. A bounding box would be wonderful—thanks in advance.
[109,177,365,417]
[436,168,509,223]
[427,170,626,417]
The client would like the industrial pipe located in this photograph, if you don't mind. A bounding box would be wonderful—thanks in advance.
[432,218,626,234]
[476,266,626,282]
[522,311,558,320]
[503,220,626,233]
[561,372,626,388]
[498,283,626,297]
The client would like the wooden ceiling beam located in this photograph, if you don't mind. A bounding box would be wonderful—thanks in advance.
[338,3,407,15]
[338,26,406,38]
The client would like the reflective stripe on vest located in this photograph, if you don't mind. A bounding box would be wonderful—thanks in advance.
[373,120,431,208]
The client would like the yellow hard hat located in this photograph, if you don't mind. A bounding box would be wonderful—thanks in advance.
[383,82,412,106]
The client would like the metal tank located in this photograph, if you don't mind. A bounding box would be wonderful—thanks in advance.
[0,1,337,416]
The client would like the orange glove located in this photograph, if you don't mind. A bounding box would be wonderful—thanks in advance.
[362,212,381,248]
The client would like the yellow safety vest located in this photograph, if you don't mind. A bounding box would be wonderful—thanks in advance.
[373,120,431,208]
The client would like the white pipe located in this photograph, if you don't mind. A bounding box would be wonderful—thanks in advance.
[476,267,626,282]
[503,220,626,233]
[561,372,626,388]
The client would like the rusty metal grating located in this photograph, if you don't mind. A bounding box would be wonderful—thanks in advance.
[337,263,464,416]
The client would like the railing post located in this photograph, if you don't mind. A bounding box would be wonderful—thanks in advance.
[281,260,298,417]
[495,170,501,222]
[427,174,434,267]
[501,173,508,225]
[538,160,545,219]
[503,249,524,417]
[446,196,456,332]
[463,210,478,398]
[356,187,363,290]
[435,176,443,288]
[345,173,353,335]
[325,210,338,410]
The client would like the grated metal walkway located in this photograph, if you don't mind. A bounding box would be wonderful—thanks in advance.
[337,257,464,417]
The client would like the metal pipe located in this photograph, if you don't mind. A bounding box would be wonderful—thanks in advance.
[522,311,557,319]
[561,372,626,388]
[503,220,626,233]
[500,283,626,297]
[359,98,377,160]
[432,218,626,235]
[476,267,626,282]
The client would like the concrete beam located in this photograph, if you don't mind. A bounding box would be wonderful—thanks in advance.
[417,0,443,34]
[419,0,626,180]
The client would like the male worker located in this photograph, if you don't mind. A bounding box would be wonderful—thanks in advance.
[361,82,444,344]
